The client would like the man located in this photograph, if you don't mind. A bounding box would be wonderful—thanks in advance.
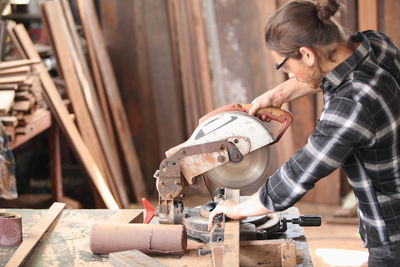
[208,1,400,266]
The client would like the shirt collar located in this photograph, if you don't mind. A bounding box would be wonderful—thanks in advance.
[321,32,371,93]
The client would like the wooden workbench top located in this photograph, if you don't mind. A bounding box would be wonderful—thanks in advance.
[0,208,313,266]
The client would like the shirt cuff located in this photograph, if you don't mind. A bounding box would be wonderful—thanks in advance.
[258,183,277,212]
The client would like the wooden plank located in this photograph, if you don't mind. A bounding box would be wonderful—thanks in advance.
[10,23,118,209]
[77,0,147,203]
[107,210,143,224]
[0,90,15,114]
[0,116,18,127]
[0,20,6,60]
[240,239,296,267]
[5,202,66,267]
[13,100,31,112]
[40,0,123,208]
[140,0,186,156]
[0,84,18,90]
[211,246,223,267]
[6,21,28,59]
[15,91,33,101]
[223,189,240,267]
[81,1,114,146]
[49,122,63,201]
[0,75,27,84]
[0,65,30,75]
[358,0,378,31]
[190,0,214,113]
[55,0,129,208]
[0,58,40,70]
[382,0,400,47]
[168,0,199,134]
[60,0,115,145]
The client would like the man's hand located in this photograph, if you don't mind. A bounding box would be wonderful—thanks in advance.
[248,78,320,116]
[207,200,246,231]
[248,85,285,116]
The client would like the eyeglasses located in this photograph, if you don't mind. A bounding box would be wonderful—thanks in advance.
[275,56,289,70]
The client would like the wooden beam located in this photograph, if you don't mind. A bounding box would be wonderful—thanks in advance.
[222,189,240,267]
[10,23,119,209]
[5,202,65,267]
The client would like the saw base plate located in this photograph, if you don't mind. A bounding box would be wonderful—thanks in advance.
[181,202,281,243]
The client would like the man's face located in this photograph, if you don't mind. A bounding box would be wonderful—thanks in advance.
[271,49,323,89]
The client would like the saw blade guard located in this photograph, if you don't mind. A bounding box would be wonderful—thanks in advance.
[164,104,292,188]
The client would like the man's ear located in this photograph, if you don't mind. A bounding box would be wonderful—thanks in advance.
[299,46,316,66]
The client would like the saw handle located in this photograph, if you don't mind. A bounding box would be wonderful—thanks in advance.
[242,104,293,144]
[199,103,292,144]
[286,215,322,227]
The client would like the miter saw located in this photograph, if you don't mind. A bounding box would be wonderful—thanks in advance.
[143,103,321,243]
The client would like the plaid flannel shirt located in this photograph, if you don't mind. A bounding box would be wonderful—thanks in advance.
[259,31,400,247]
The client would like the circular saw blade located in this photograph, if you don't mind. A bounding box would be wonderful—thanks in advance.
[205,146,270,189]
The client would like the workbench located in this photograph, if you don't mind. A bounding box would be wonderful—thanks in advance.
[0,207,313,266]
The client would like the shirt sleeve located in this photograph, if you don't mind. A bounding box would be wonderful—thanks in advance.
[258,97,374,211]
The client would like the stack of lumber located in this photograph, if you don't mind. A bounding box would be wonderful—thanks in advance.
[0,59,44,142]
[5,0,146,209]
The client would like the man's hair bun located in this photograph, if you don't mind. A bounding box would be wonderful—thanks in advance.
[317,0,340,22]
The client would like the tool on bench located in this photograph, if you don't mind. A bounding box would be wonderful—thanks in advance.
[143,103,321,243]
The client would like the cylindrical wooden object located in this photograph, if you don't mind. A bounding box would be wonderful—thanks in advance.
[90,223,187,255]
[0,212,23,246]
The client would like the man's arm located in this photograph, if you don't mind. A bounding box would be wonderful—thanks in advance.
[209,98,373,230]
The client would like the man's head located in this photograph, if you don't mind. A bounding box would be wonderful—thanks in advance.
[265,0,347,88]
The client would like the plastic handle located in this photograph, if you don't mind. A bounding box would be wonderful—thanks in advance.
[291,216,321,227]
[241,104,293,144]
